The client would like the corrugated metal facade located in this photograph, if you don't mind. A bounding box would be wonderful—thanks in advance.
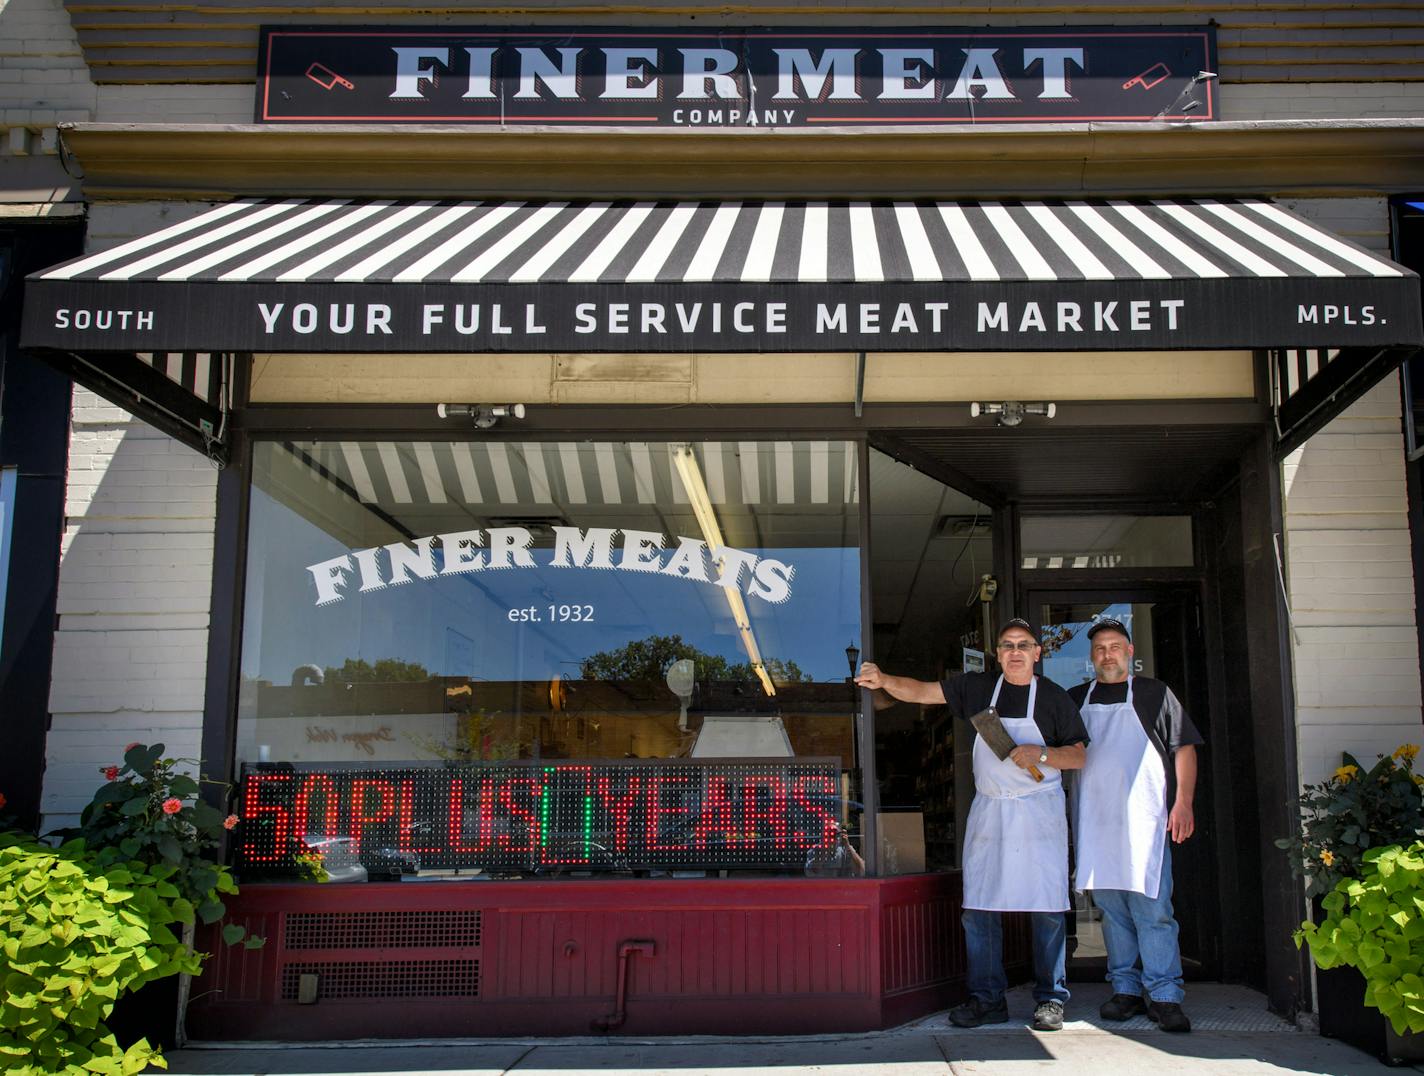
[63,1,1424,85]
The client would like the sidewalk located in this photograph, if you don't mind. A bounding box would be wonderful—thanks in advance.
[151,983,1412,1075]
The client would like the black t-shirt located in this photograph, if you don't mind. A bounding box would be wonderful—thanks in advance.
[1067,675,1203,807]
[938,672,1090,749]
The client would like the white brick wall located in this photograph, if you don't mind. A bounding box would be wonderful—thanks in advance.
[1284,372,1424,788]
[0,0,95,137]
[42,388,218,831]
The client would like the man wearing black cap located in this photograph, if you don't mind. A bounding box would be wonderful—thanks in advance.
[856,618,1088,1032]
[1069,617,1203,1033]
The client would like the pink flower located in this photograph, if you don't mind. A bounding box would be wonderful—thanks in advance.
[223,814,239,830]
[124,742,141,752]
[101,766,120,781]
[162,798,183,815]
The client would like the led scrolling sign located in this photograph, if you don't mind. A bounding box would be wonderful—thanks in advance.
[237,759,845,875]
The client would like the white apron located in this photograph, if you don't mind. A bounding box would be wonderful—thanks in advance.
[963,675,1070,913]
[1074,677,1168,899]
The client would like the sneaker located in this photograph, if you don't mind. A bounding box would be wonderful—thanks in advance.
[1100,993,1148,1021]
[1147,1000,1192,1033]
[1032,1000,1065,1031]
[948,996,1010,1028]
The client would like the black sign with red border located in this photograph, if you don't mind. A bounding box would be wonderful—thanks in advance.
[256,25,1217,126]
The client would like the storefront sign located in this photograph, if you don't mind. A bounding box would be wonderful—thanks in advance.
[256,26,1217,125]
[236,759,844,874]
[26,281,1420,352]
[306,525,796,608]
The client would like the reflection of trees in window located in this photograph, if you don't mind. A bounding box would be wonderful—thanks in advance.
[1038,623,1077,657]
[323,657,431,684]
[579,634,809,687]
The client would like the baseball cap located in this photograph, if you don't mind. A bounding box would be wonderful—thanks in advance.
[997,617,1038,642]
[1086,618,1132,642]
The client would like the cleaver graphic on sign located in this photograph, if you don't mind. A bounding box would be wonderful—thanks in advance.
[306,62,355,91]
[1122,62,1170,91]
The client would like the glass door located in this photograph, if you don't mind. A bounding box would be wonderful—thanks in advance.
[1029,589,1216,982]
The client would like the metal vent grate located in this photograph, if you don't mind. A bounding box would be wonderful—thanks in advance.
[281,960,480,1000]
[284,911,481,950]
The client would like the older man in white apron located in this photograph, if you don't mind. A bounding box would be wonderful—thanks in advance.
[1069,617,1202,1033]
[857,618,1088,1032]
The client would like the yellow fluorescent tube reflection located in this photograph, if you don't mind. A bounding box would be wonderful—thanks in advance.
[673,445,776,698]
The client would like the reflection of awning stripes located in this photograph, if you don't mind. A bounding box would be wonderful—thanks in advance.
[40,198,1410,285]
[285,440,860,510]
[1021,555,1124,570]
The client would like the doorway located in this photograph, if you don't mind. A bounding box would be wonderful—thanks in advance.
[1028,589,1219,983]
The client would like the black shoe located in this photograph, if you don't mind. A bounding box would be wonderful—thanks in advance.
[1100,993,1149,1021]
[1032,1000,1065,1031]
[1147,1000,1192,1033]
[948,996,1010,1028]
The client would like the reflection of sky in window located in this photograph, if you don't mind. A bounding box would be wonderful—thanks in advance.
[242,487,861,687]
[1040,602,1133,692]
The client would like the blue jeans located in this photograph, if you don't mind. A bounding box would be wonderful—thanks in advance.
[962,909,1070,1005]
[1090,841,1184,1003]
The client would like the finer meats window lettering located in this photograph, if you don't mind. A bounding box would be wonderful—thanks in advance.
[256,26,1217,125]
[236,760,843,875]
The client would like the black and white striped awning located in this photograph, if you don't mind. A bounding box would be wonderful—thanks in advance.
[281,439,860,510]
[34,348,232,462]
[22,197,1422,355]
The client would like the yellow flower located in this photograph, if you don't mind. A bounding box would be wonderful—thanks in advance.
[1393,744,1420,762]
[1335,764,1359,782]
[1320,849,1335,867]
[1414,774,1424,787]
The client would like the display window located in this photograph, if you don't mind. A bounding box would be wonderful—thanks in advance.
[235,438,864,880]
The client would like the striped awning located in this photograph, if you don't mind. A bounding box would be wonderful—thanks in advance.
[21,197,1423,355]
[281,439,860,511]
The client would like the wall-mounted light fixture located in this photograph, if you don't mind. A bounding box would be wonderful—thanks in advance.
[436,403,526,429]
[969,401,1056,427]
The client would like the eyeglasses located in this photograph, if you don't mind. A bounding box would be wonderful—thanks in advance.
[996,640,1037,652]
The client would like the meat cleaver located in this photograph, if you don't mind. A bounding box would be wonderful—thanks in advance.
[970,707,1043,782]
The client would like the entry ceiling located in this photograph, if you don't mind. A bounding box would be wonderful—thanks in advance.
[888,424,1255,504]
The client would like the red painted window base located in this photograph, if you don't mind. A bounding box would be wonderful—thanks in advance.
[188,873,1034,1039]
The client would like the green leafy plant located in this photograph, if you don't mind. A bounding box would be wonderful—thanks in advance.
[69,743,258,946]
[0,831,197,1075]
[1275,746,1424,897]
[1296,842,1424,1036]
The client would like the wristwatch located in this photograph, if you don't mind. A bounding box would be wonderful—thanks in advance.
[1037,748,1049,765]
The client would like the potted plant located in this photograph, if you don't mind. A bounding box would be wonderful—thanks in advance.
[63,743,261,1053]
[0,745,260,1075]
[1277,745,1424,1064]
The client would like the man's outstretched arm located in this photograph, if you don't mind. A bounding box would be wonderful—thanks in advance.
[854,662,948,707]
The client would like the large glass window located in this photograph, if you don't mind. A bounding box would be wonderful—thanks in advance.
[235,439,862,880]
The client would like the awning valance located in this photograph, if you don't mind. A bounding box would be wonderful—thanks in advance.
[21,197,1423,354]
